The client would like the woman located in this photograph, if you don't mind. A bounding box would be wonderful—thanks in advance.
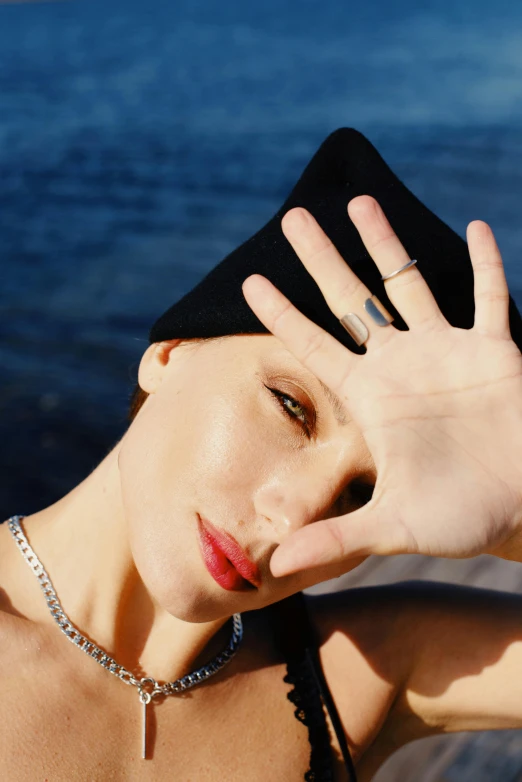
[2,128,522,782]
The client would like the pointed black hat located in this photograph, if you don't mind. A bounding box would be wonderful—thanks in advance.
[149,128,522,353]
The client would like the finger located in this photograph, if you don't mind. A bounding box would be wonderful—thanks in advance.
[347,196,449,331]
[281,207,397,350]
[242,273,360,391]
[467,220,511,339]
[269,504,416,577]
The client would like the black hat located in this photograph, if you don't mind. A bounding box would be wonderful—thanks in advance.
[149,128,522,353]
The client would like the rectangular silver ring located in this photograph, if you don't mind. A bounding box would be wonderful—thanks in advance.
[339,313,369,346]
[364,296,394,326]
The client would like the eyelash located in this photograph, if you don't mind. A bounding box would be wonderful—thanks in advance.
[266,386,312,435]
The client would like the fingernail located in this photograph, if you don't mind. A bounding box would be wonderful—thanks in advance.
[270,550,298,578]
[284,208,310,235]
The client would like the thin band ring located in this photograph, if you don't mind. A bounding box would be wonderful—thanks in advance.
[339,259,418,347]
[381,258,418,281]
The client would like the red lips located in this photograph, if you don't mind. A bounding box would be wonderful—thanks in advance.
[197,515,263,591]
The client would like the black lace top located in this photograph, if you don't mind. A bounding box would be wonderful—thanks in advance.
[266,591,358,782]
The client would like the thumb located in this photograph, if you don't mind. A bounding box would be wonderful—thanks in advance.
[269,505,413,578]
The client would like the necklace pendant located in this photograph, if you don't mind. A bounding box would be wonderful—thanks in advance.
[140,691,152,759]
[6,517,245,767]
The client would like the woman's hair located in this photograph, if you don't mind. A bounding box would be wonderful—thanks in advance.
[127,335,231,423]
[128,383,149,422]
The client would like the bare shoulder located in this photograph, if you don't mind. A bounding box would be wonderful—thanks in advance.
[0,520,43,662]
[301,583,419,771]
[302,578,511,668]
[303,582,420,682]
[0,590,32,676]
[303,580,522,776]
[302,578,517,698]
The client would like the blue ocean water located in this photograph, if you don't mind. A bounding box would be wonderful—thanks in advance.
[1,0,522,514]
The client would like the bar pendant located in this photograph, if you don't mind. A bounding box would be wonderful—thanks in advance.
[142,698,147,759]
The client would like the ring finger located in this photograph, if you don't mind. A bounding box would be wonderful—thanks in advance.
[347,195,449,330]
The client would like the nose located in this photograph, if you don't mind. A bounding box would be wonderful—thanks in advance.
[254,453,369,543]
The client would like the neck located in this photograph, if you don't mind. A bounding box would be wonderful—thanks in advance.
[2,442,233,683]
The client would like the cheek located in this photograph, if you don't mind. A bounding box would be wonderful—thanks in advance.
[119,383,258,512]
[190,392,274,493]
[116,380,279,616]
[116,402,195,606]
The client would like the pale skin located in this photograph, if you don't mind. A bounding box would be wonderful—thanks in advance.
[2,195,522,780]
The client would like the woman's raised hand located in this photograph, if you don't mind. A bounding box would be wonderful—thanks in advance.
[241,196,522,578]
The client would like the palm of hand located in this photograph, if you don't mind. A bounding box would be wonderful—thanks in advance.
[343,325,522,560]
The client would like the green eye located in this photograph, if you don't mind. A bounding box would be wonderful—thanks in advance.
[283,396,305,418]
[266,386,311,435]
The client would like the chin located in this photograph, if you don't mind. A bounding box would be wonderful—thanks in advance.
[128,515,262,623]
[135,556,253,623]
[164,586,257,623]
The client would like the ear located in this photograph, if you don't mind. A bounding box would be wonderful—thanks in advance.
[137,339,184,394]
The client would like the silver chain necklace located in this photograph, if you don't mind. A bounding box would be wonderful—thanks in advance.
[7,514,243,759]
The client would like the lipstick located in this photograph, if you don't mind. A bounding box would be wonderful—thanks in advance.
[197,515,262,591]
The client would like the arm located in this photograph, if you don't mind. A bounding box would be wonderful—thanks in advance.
[389,580,522,739]
[306,579,522,772]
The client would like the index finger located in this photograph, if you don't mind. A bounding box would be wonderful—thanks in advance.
[241,273,361,396]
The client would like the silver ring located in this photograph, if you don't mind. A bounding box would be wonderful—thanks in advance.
[381,258,418,281]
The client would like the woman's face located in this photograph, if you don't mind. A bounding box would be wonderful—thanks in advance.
[118,334,376,622]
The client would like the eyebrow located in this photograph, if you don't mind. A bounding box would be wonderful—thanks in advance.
[265,354,350,426]
[315,377,350,426]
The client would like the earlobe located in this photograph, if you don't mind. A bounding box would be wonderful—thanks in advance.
[137,344,161,393]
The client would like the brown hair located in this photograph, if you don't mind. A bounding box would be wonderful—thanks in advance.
[127,335,232,423]
[128,383,149,422]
